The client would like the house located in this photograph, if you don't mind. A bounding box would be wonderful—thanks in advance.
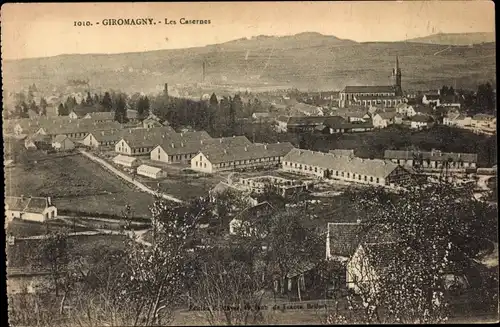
[82,129,123,148]
[5,196,57,222]
[127,110,140,122]
[83,112,115,122]
[136,164,167,179]
[442,111,461,126]
[114,126,177,156]
[68,111,80,119]
[282,149,412,188]
[33,120,123,140]
[229,201,275,236]
[252,112,276,121]
[191,142,294,174]
[422,94,440,107]
[384,149,478,171]
[24,133,51,150]
[325,222,366,262]
[394,113,404,125]
[409,114,433,129]
[142,118,163,129]
[395,103,416,117]
[353,95,407,108]
[288,102,324,116]
[372,112,397,128]
[113,154,140,168]
[52,134,75,151]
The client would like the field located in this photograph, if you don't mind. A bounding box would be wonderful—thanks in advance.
[5,149,155,218]
[6,218,94,238]
[7,234,128,268]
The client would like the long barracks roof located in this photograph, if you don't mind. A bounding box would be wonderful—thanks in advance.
[283,148,400,179]
[153,131,215,155]
[342,85,396,94]
[119,126,178,148]
[384,150,478,163]
[200,142,294,164]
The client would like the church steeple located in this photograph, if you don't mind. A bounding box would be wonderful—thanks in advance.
[392,56,402,96]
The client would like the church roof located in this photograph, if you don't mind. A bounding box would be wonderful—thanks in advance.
[342,85,396,94]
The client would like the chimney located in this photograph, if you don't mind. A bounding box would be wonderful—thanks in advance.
[233,135,235,138]
[171,143,175,148]
[129,129,132,133]
[181,142,184,147]
[244,146,248,152]
[224,149,227,154]
[264,145,267,150]
[47,197,51,206]
[101,131,104,136]
[220,139,223,143]
[180,132,184,137]
[200,140,203,144]
[356,219,361,224]
[162,135,165,138]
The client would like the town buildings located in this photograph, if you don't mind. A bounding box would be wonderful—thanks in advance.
[372,112,397,128]
[82,129,124,148]
[238,175,312,197]
[190,142,294,173]
[384,149,478,171]
[282,149,411,188]
[5,196,57,222]
[114,126,177,156]
[276,115,374,134]
[339,57,405,108]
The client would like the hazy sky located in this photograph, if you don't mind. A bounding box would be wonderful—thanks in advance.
[1,1,495,60]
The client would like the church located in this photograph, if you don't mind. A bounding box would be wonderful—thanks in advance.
[339,57,407,108]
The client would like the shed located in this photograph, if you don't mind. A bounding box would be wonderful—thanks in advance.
[136,164,167,179]
[52,134,75,151]
[113,154,140,168]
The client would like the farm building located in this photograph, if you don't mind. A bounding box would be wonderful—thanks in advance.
[151,135,248,164]
[82,129,123,148]
[52,134,75,151]
[113,154,140,168]
[384,149,478,171]
[114,126,177,156]
[24,133,51,150]
[190,142,294,174]
[238,175,311,197]
[34,120,122,140]
[136,164,167,179]
[5,196,57,222]
[282,149,411,188]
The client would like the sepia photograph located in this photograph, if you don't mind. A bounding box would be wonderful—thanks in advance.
[2,1,498,325]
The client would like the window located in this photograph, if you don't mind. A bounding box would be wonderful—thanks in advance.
[309,166,312,171]
[204,163,206,168]
[376,178,380,183]
[341,172,344,177]
[364,176,367,181]
[358,175,361,180]
[370,177,373,182]
[314,167,317,173]
[347,173,350,178]
[196,162,198,167]
[335,171,339,176]
[158,153,160,160]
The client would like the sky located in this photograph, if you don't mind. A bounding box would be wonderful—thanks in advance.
[1,1,495,60]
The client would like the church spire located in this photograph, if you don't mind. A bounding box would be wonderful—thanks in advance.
[395,55,399,71]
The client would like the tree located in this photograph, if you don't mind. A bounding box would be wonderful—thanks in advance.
[476,82,495,112]
[137,95,150,119]
[85,91,94,105]
[325,180,498,324]
[114,95,127,123]
[39,97,48,116]
[101,92,113,112]
[58,103,68,116]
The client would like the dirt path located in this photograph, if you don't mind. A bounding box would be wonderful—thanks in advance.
[79,149,184,203]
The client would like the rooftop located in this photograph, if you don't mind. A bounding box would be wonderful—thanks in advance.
[384,149,478,163]
[342,85,396,94]
[5,196,53,214]
[200,142,294,164]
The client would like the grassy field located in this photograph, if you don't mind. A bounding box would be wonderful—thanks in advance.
[6,218,94,238]
[5,150,155,218]
[6,234,128,268]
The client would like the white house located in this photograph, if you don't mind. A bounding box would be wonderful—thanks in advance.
[421,94,440,107]
[82,130,123,148]
[5,196,57,222]
[68,111,80,119]
[395,103,416,117]
[136,164,167,179]
[229,202,275,236]
[372,112,397,129]
[409,114,432,129]
[113,154,140,168]
[52,134,75,151]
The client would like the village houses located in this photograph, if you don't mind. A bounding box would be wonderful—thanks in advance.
[372,112,398,128]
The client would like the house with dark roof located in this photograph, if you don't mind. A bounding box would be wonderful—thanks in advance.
[229,201,276,236]
[24,133,52,150]
[408,113,434,129]
[384,149,478,171]
[52,134,75,151]
[282,149,411,188]
[5,196,57,222]
[82,129,125,148]
[372,112,398,128]
[191,142,294,173]
[422,93,441,107]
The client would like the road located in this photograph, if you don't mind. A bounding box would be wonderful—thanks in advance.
[79,149,184,204]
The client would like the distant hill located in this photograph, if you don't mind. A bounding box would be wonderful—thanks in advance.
[406,32,495,45]
[2,32,496,96]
